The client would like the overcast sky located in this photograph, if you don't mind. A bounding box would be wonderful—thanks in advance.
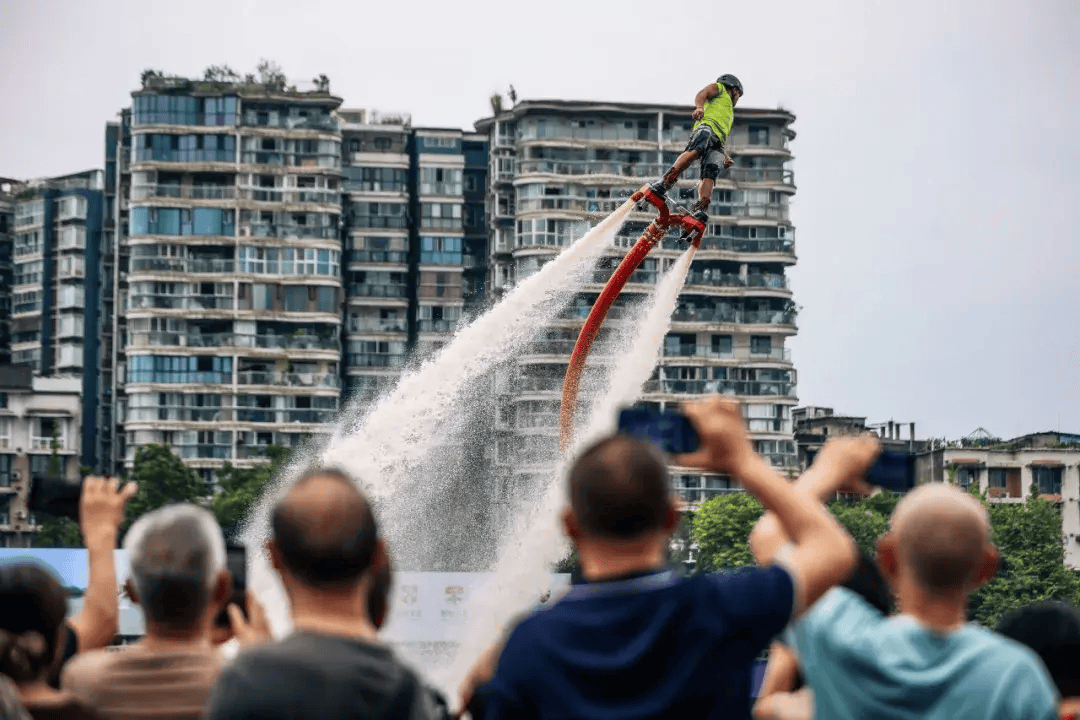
[2,0,1077,440]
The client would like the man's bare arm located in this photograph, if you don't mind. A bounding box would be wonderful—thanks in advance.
[692,84,720,120]
[677,398,859,615]
[748,436,879,567]
[68,477,137,651]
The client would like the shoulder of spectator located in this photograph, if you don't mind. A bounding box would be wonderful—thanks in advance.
[60,646,116,690]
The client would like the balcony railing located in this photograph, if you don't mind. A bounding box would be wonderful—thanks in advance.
[239,187,341,205]
[240,224,338,239]
[684,272,789,290]
[131,184,237,201]
[669,308,796,326]
[128,296,235,311]
[699,237,795,255]
[642,379,796,396]
[130,258,236,274]
[236,371,340,388]
[30,437,65,451]
[347,284,407,298]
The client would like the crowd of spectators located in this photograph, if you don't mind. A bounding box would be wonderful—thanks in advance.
[0,397,1071,719]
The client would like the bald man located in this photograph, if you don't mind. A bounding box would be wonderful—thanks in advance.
[203,469,444,720]
[750,479,1057,719]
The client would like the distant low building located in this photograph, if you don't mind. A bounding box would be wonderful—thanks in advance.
[914,430,1080,568]
[0,364,83,547]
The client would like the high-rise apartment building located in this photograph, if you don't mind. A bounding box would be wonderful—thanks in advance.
[0,180,15,366]
[119,75,345,481]
[5,170,105,469]
[476,100,799,503]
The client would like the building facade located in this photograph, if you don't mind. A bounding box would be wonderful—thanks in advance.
[915,431,1080,568]
[118,76,345,482]
[0,365,82,547]
[476,100,799,506]
[6,171,105,470]
[0,180,14,366]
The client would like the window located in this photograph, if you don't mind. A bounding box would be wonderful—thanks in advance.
[317,286,336,313]
[0,455,11,487]
[750,336,772,355]
[1033,466,1062,495]
[284,286,307,311]
[711,334,732,355]
[955,466,978,489]
[748,126,770,145]
[988,468,1008,489]
[132,94,237,126]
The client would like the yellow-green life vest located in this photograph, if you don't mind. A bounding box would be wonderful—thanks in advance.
[694,83,734,144]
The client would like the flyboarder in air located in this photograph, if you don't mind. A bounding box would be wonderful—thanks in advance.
[648,74,743,241]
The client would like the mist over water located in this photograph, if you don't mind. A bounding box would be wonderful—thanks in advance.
[239,201,697,696]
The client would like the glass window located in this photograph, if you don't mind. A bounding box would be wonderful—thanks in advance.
[988,469,1008,488]
[750,336,772,354]
[317,286,336,313]
[1033,466,1062,495]
[284,286,307,311]
[955,466,977,489]
[711,335,732,355]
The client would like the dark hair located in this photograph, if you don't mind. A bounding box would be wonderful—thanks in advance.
[998,602,1080,697]
[271,468,378,589]
[0,563,68,683]
[568,435,672,539]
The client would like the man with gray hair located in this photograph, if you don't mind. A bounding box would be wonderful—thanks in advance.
[62,504,239,719]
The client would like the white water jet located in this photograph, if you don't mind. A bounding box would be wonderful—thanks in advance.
[243,201,636,637]
[436,244,698,695]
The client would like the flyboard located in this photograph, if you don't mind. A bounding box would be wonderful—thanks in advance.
[558,184,706,451]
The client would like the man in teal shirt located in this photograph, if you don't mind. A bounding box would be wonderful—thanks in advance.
[749,475,1058,720]
[650,74,742,240]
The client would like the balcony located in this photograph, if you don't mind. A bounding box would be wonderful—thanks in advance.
[348,284,407,299]
[128,296,235,311]
[684,271,789,290]
[243,333,338,350]
[642,379,796,396]
[699,237,795,255]
[239,187,341,205]
[236,371,340,388]
[131,184,237,201]
[241,112,338,132]
[239,224,337,240]
[130,258,236,274]
[30,436,66,451]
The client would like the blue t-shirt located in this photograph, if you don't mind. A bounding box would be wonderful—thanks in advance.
[485,565,795,720]
[787,587,1058,720]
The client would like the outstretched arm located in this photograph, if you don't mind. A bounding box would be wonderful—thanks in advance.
[747,436,880,568]
[677,398,861,616]
[68,477,137,651]
[692,84,720,120]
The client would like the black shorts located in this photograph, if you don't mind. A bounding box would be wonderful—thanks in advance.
[684,126,725,178]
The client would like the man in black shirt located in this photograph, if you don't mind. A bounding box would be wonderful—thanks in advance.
[203,468,441,720]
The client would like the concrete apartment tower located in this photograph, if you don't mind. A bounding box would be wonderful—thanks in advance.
[476,100,798,505]
[118,73,345,485]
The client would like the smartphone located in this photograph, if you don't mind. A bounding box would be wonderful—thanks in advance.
[617,407,701,455]
[214,544,246,627]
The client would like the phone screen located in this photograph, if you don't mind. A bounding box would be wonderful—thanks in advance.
[617,407,701,455]
[214,544,246,627]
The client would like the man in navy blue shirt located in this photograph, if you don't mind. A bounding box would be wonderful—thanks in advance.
[482,398,871,720]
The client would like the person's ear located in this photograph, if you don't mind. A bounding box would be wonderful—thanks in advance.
[972,545,1000,587]
[371,538,388,575]
[662,501,679,534]
[266,539,283,571]
[124,578,140,606]
[561,506,584,543]
[213,568,233,607]
[876,534,899,585]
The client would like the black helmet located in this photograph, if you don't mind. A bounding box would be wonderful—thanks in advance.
[717,74,743,96]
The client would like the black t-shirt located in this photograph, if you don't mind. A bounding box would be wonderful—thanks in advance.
[24,696,103,720]
[203,632,444,720]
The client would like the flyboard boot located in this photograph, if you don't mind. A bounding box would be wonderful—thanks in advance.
[679,197,709,245]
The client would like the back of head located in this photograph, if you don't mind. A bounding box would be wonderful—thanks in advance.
[889,483,991,596]
[0,563,68,683]
[271,468,378,590]
[568,434,672,540]
[123,503,226,631]
[998,602,1080,697]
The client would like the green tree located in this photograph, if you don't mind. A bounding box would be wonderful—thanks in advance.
[124,444,205,530]
[212,444,292,540]
[691,492,764,572]
[968,487,1080,627]
[827,492,898,556]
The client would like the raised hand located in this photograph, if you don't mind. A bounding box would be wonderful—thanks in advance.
[676,397,754,476]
